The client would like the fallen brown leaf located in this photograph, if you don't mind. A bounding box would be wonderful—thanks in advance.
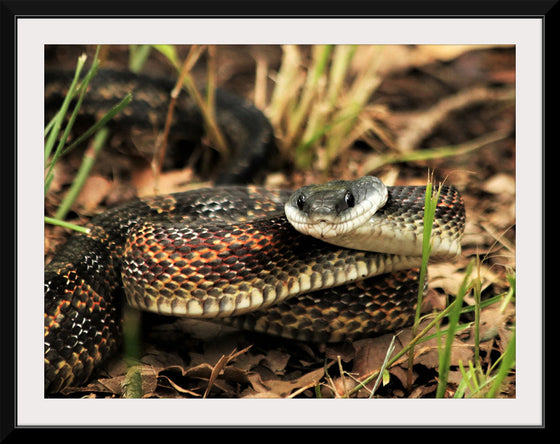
[75,174,112,211]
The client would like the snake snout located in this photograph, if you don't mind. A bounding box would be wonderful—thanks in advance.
[308,220,339,239]
[308,207,338,224]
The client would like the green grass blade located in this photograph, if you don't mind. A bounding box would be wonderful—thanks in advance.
[454,360,474,398]
[500,271,516,312]
[326,45,357,107]
[129,45,152,73]
[57,92,132,160]
[472,259,483,371]
[44,113,58,139]
[45,47,102,194]
[406,174,440,389]
[153,44,181,70]
[287,45,333,139]
[54,127,109,220]
[486,332,516,398]
[436,259,473,398]
[122,305,144,398]
[44,54,87,164]
[486,331,515,398]
[44,216,90,234]
[416,180,440,316]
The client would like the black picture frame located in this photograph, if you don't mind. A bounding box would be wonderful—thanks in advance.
[1,0,553,436]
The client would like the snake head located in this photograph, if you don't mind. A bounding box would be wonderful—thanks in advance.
[285,176,388,239]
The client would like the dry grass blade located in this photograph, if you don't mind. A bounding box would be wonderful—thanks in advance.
[154,45,229,164]
[324,46,382,167]
[287,45,333,140]
[266,44,382,172]
[268,45,306,130]
[363,129,511,173]
[369,335,397,398]
[151,50,202,192]
[395,86,515,153]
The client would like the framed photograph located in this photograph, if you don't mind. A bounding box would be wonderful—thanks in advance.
[2,0,549,432]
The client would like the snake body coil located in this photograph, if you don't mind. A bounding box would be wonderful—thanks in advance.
[45,69,277,184]
[45,183,465,393]
[44,70,465,394]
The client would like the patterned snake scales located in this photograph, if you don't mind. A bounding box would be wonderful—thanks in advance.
[45,175,465,393]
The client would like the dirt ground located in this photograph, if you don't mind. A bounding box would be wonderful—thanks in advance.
[45,44,516,399]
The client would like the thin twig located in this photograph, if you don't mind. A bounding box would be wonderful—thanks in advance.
[151,52,196,192]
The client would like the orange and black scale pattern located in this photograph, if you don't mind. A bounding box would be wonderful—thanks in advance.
[44,186,290,393]
[44,68,281,393]
[45,183,464,394]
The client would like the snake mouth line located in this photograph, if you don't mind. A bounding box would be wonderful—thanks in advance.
[288,219,360,239]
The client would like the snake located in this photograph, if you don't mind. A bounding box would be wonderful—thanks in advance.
[44,69,466,395]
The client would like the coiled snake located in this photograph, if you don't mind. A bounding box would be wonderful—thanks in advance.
[44,70,465,394]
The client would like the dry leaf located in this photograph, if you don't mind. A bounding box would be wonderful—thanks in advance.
[481,173,515,196]
[75,174,112,211]
[263,350,291,374]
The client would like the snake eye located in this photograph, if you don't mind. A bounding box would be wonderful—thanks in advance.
[296,194,306,211]
[344,190,355,208]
